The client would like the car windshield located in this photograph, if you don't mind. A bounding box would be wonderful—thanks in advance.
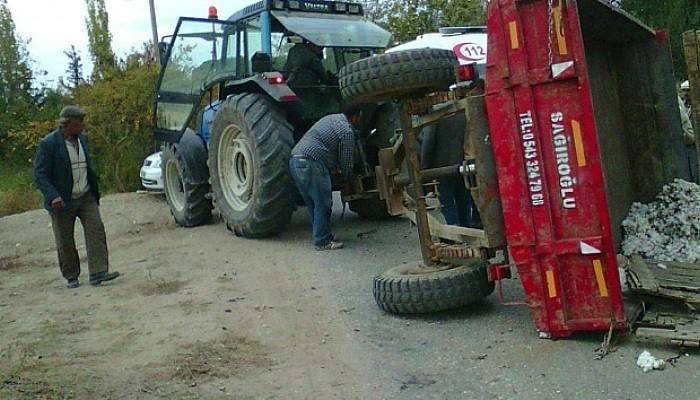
[272,11,391,48]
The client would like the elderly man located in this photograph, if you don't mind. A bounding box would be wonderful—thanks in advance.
[33,106,119,288]
[289,104,362,250]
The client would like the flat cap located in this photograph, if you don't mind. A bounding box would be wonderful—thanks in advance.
[59,105,86,119]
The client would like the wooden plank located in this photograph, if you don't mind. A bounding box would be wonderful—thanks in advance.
[635,327,700,347]
[404,211,490,247]
[411,98,469,129]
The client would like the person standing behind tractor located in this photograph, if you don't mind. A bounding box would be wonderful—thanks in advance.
[289,105,363,250]
[284,42,331,86]
[33,106,119,288]
[421,112,482,228]
[679,80,696,182]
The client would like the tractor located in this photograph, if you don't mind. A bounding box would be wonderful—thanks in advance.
[153,0,396,237]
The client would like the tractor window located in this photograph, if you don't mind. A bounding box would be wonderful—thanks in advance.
[320,48,373,75]
[222,27,238,77]
[155,18,236,139]
[271,32,291,70]
[243,17,262,75]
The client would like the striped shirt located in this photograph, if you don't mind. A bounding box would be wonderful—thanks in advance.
[291,113,355,178]
[65,137,89,199]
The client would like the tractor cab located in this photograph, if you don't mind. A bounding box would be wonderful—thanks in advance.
[154,0,391,143]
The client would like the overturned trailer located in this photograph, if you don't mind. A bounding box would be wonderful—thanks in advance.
[484,0,689,338]
[340,0,690,339]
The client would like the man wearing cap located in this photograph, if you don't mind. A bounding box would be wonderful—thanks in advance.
[33,106,119,288]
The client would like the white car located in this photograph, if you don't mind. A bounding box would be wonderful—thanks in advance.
[387,26,487,77]
[140,151,164,191]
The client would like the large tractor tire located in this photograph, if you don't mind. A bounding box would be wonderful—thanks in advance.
[161,142,212,227]
[373,259,494,314]
[208,93,296,238]
[339,49,458,104]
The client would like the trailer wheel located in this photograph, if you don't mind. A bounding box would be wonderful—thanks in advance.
[162,144,212,227]
[208,93,296,238]
[339,49,458,104]
[373,259,493,314]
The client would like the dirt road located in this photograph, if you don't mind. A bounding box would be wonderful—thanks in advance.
[1,193,699,399]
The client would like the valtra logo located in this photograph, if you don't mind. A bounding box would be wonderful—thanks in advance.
[452,43,487,62]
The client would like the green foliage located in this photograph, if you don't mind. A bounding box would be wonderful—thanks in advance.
[72,63,160,192]
[63,45,84,89]
[439,0,484,28]
[1,1,159,217]
[0,162,41,217]
[85,0,116,80]
[362,0,484,43]
[620,0,700,78]
[0,0,36,156]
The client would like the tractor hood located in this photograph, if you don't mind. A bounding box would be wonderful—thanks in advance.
[272,11,391,48]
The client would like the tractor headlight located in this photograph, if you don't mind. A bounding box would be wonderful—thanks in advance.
[272,0,285,9]
[348,4,361,14]
[289,0,300,9]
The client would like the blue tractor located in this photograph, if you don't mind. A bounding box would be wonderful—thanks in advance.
[154,1,393,237]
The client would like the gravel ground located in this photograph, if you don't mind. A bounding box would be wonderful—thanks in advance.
[1,192,698,400]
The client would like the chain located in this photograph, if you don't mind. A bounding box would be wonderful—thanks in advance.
[547,0,555,72]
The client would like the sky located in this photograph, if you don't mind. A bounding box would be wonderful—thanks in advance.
[6,0,257,86]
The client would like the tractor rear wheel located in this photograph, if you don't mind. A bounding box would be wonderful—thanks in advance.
[208,93,296,238]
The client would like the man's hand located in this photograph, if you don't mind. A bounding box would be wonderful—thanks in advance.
[51,197,65,210]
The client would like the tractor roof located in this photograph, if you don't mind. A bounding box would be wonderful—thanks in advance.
[228,0,365,23]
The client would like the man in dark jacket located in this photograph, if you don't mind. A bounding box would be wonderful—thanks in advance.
[420,112,482,228]
[284,42,330,87]
[33,106,119,288]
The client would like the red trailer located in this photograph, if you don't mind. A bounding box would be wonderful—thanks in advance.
[340,0,689,339]
[485,0,689,338]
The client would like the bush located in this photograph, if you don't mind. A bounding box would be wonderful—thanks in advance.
[73,63,160,192]
[0,163,41,217]
[0,63,160,217]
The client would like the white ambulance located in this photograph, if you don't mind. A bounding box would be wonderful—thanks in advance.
[387,27,488,78]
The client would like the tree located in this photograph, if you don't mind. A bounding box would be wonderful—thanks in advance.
[64,45,84,89]
[85,0,116,80]
[0,0,35,153]
[439,0,484,28]
[371,0,485,43]
[619,0,700,78]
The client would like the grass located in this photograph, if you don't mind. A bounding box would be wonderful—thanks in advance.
[170,334,271,382]
[137,279,188,296]
[0,162,42,218]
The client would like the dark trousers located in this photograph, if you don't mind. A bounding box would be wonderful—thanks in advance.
[289,157,333,246]
[49,193,109,280]
[439,177,482,229]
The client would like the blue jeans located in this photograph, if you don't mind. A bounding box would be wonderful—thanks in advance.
[439,177,482,228]
[289,157,333,246]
